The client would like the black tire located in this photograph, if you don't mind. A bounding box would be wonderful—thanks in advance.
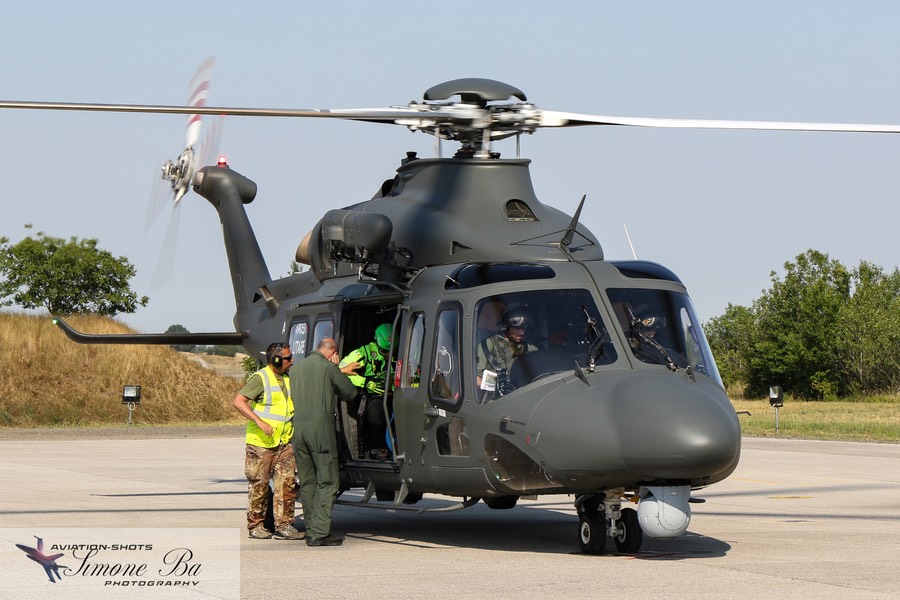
[613,507,643,554]
[483,495,518,510]
[578,512,606,554]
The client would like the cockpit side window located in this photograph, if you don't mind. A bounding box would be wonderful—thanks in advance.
[430,305,462,405]
[473,289,615,403]
[606,288,722,385]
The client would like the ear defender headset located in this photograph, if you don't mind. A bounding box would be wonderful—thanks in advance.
[270,343,286,368]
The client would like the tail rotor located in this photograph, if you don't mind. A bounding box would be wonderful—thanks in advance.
[150,57,219,288]
[161,56,216,203]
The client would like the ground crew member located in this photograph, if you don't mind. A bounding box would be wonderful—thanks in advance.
[291,338,358,547]
[232,342,304,540]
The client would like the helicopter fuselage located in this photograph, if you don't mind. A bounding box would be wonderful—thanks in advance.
[188,153,740,551]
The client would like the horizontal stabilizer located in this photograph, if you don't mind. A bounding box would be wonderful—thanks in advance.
[52,317,243,346]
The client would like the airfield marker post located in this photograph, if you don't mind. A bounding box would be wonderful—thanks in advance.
[122,385,141,426]
[769,385,784,434]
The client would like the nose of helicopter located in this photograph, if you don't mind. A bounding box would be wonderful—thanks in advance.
[608,373,741,483]
[528,372,740,488]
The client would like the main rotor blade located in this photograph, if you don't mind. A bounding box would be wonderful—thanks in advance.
[0,100,456,122]
[538,110,900,134]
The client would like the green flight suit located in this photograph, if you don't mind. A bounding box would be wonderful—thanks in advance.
[290,350,358,538]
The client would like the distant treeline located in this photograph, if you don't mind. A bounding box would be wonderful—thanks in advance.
[705,249,900,399]
[164,324,242,356]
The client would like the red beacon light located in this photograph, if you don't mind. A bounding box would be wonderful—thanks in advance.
[216,155,228,167]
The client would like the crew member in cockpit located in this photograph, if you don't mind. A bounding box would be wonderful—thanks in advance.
[630,308,672,366]
[476,306,538,401]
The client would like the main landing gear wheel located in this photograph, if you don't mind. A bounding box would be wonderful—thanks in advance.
[578,513,606,554]
[613,507,642,554]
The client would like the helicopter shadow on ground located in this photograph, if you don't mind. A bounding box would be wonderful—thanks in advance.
[329,495,731,559]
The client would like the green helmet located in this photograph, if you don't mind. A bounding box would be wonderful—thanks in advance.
[374,323,394,350]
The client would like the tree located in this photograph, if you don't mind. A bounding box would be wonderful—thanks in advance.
[704,303,755,389]
[707,250,900,399]
[747,250,849,398]
[165,324,196,353]
[833,262,900,393]
[0,231,149,316]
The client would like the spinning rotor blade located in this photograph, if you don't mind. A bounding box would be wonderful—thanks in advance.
[538,110,900,134]
[6,74,900,147]
[8,98,897,140]
[149,57,217,288]
[0,99,459,123]
[184,56,215,149]
[159,57,218,205]
[149,208,181,291]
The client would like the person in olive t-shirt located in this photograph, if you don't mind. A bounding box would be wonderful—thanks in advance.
[232,343,304,540]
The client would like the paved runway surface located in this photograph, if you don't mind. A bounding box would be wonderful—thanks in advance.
[1,431,898,599]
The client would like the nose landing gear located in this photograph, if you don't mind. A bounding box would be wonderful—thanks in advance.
[576,490,643,555]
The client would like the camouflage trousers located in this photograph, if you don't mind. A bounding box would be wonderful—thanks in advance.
[244,443,297,532]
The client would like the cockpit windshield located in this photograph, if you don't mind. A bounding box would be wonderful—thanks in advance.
[606,288,722,385]
[473,289,616,403]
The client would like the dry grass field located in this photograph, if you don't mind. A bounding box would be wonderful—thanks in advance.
[0,313,245,427]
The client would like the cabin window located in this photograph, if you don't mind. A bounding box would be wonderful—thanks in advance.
[289,321,310,359]
[606,288,722,385]
[444,263,555,290]
[473,289,615,403]
[403,313,425,388]
[312,318,334,351]
[430,305,462,405]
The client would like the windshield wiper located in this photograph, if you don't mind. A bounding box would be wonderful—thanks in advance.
[581,305,610,371]
[625,309,678,372]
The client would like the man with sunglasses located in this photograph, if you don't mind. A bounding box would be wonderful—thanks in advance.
[232,342,304,540]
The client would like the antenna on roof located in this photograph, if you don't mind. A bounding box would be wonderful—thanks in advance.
[624,224,638,259]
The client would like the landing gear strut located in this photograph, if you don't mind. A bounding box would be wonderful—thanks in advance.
[575,490,643,555]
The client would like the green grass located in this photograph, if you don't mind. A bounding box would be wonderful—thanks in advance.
[731,398,900,442]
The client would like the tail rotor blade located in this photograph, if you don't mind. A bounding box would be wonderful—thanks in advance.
[184,56,215,149]
[145,160,170,233]
[149,207,182,290]
[197,113,224,169]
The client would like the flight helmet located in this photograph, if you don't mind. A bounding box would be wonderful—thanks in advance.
[374,323,394,350]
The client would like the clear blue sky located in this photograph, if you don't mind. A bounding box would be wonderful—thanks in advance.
[3,1,899,333]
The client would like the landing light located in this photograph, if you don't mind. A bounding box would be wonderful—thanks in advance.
[122,385,141,426]
[122,385,141,405]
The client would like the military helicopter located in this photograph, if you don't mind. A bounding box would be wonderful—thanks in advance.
[4,76,899,554]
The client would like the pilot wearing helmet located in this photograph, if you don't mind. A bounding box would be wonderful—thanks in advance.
[339,323,397,459]
[635,310,664,337]
[476,306,538,401]
[629,307,673,366]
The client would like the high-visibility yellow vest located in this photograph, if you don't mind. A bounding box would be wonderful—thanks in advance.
[244,367,293,448]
